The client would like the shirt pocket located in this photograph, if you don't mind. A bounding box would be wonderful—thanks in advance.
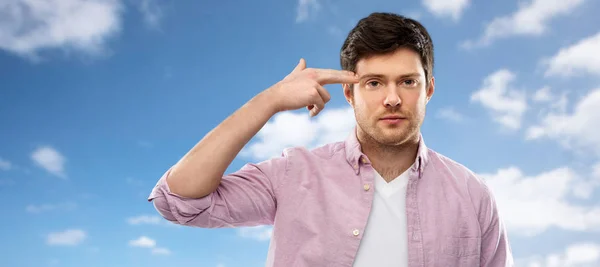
[442,236,481,257]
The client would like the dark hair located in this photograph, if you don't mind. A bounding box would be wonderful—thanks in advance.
[340,12,434,85]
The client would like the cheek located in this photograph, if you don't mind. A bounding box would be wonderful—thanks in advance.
[363,93,383,108]
[405,92,426,109]
[355,102,376,122]
[354,93,378,110]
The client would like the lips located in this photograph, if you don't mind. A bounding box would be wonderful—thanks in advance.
[380,115,406,120]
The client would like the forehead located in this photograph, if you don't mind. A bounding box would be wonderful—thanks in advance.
[355,47,424,76]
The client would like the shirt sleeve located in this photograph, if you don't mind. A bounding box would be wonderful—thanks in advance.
[147,154,288,228]
[476,183,515,267]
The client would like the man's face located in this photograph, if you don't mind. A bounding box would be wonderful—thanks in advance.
[344,47,434,146]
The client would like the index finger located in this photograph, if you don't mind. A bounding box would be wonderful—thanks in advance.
[313,69,359,85]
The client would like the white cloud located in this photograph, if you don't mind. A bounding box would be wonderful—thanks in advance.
[470,69,527,130]
[31,146,67,178]
[594,162,600,179]
[526,88,600,155]
[405,10,423,20]
[518,242,600,267]
[152,247,171,255]
[126,214,180,228]
[47,229,86,246]
[126,215,181,228]
[532,87,571,114]
[127,215,162,225]
[296,0,320,23]
[129,236,171,255]
[0,0,123,60]
[533,86,553,103]
[0,158,12,170]
[480,166,600,237]
[436,107,465,122]
[137,0,162,29]
[462,0,586,48]
[544,32,600,78]
[242,107,355,161]
[26,202,77,213]
[422,0,469,21]
[237,225,273,241]
[525,126,546,141]
[129,236,156,248]
[530,86,569,117]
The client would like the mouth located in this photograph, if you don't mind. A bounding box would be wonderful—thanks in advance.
[379,115,406,124]
[380,115,406,120]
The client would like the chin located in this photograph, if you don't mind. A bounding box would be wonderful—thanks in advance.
[356,118,418,146]
[371,129,410,145]
[379,123,421,143]
[378,134,409,146]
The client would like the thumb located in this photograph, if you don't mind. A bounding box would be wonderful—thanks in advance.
[291,58,306,74]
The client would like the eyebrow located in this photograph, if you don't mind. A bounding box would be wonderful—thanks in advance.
[359,72,422,80]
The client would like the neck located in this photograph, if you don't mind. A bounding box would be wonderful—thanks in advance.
[357,130,420,183]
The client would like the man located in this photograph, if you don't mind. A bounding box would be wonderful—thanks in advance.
[148,12,513,267]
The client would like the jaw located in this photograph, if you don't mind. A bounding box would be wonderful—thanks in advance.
[358,121,408,146]
[353,106,422,147]
[371,116,424,144]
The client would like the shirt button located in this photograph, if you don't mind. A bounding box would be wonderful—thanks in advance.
[413,233,420,241]
[363,184,370,191]
[352,229,360,236]
[353,164,359,169]
[361,157,368,164]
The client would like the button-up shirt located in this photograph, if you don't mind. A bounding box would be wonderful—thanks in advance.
[148,131,514,266]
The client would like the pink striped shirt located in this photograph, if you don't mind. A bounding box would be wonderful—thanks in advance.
[148,130,514,266]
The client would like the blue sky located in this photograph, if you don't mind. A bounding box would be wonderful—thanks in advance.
[1,0,600,266]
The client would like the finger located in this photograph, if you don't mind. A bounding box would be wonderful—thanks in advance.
[308,88,326,117]
[309,104,323,117]
[308,83,330,116]
[313,69,359,85]
[309,106,320,117]
[313,82,331,104]
[291,58,306,74]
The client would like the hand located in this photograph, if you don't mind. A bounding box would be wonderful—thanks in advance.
[267,58,359,117]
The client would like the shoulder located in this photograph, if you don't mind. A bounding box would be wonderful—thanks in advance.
[281,141,346,161]
[246,141,346,176]
[425,149,501,229]
[426,148,495,203]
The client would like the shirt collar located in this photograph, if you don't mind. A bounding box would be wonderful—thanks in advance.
[344,126,429,178]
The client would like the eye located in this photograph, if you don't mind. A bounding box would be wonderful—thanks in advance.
[366,80,382,88]
[402,79,419,87]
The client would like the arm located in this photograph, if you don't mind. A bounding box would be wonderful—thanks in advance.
[477,185,514,267]
[148,153,287,227]
[148,59,358,227]
[163,58,356,199]
[147,84,284,228]
[166,89,280,199]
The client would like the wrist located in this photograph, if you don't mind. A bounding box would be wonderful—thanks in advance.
[253,88,281,116]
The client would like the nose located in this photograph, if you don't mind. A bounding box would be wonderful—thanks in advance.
[383,87,401,108]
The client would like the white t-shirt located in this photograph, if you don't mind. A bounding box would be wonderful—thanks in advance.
[353,168,410,267]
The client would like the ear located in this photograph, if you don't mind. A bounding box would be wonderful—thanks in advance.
[426,76,435,104]
[343,83,354,106]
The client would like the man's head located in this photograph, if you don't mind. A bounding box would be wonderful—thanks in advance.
[340,12,435,147]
